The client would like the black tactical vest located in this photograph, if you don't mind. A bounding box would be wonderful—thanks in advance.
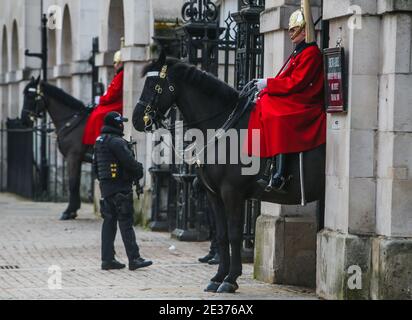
[94,135,122,181]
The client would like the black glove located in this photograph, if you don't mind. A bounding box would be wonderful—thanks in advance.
[136,161,144,181]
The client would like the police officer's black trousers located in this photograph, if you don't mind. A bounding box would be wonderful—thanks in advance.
[100,192,140,262]
[206,206,218,255]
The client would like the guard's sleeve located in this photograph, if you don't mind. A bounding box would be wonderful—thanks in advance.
[108,137,143,180]
[92,148,98,177]
[99,71,124,106]
[266,47,323,96]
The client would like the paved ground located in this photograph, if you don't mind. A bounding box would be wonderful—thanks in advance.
[0,193,317,300]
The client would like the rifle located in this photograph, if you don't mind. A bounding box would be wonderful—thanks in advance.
[129,136,144,199]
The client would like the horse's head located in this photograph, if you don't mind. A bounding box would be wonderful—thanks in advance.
[21,76,46,125]
[133,51,177,132]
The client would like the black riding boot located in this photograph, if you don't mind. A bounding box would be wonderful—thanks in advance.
[266,154,286,192]
[257,157,275,189]
[83,146,94,163]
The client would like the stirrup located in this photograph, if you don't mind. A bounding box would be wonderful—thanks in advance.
[264,174,286,192]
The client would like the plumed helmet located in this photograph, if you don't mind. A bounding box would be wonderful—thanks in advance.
[289,9,305,31]
[289,0,316,43]
[113,37,125,64]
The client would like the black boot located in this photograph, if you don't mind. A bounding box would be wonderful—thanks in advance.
[208,253,220,265]
[129,257,153,270]
[101,259,126,270]
[266,154,286,192]
[83,150,94,163]
[198,252,215,263]
[257,157,275,189]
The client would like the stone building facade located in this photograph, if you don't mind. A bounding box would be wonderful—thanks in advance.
[254,0,412,300]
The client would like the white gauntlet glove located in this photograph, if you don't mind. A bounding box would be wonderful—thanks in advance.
[255,78,268,91]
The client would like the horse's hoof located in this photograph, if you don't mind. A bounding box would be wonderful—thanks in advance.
[204,281,222,293]
[59,212,77,221]
[216,281,239,293]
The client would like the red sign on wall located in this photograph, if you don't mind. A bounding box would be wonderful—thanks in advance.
[323,47,346,113]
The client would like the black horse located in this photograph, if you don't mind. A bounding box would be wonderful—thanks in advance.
[21,76,91,220]
[133,53,325,293]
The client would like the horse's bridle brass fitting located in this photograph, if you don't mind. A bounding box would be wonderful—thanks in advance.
[142,65,175,131]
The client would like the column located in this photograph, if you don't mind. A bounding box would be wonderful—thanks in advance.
[122,0,153,224]
[317,0,412,300]
[254,0,322,288]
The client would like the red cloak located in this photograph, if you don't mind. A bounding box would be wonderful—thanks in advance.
[247,43,326,157]
[82,69,124,145]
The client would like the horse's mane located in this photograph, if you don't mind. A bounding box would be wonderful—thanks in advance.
[142,58,239,104]
[42,82,86,111]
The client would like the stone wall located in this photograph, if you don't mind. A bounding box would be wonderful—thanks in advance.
[254,0,322,289]
[254,0,412,299]
[317,0,412,300]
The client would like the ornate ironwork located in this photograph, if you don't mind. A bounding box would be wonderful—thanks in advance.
[233,1,265,90]
[239,0,265,8]
[182,0,218,23]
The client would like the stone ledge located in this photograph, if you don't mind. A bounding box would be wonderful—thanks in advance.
[371,236,412,299]
[254,214,317,288]
[323,0,378,20]
[71,61,92,75]
[317,230,412,299]
[266,0,321,7]
[378,0,412,14]
[316,229,372,299]
[95,52,115,67]
[121,46,151,63]
[52,64,71,78]
[1,69,32,84]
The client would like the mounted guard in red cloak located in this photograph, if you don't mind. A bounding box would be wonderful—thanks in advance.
[247,0,326,191]
[83,38,125,146]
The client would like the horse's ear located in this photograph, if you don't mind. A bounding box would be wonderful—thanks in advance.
[157,49,166,66]
[36,75,41,84]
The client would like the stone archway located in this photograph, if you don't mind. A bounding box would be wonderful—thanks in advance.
[1,26,8,122]
[61,5,72,64]
[57,5,73,93]
[48,27,57,86]
[1,26,8,75]
[105,0,125,82]
[108,0,125,53]
[11,21,19,72]
[48,29,57,69]
[9,20,19,118]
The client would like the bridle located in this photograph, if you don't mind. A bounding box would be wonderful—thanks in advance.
[140,64,250,133]
[22,83,47,119]
[140,65,177,132]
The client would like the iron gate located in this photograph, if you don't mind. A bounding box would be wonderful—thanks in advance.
[0,119,92,203]
[2,119,36,198]
[149,0,265,256]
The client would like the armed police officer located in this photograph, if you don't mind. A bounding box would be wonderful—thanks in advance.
[94,111,153,271]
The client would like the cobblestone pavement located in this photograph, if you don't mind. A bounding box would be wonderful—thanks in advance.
[0,193,317,300]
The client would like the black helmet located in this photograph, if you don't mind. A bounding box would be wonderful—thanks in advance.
[104,111,128,131]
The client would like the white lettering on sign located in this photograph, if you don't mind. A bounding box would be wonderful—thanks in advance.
[331,94,341,102]
[329,57,341,68]
[331,83,340,91]
[327,72,342,80]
